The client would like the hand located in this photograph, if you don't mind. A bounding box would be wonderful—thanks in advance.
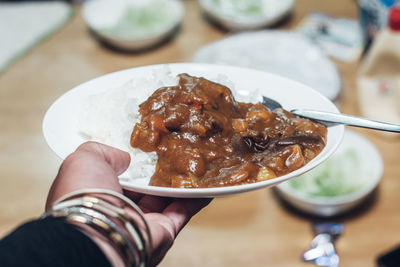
[46,142,212,266]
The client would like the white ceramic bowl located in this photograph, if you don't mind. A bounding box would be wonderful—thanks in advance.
[275,130,383,217]
[43,63,344,198]
[82,0,184,51]
[199,0,295,31]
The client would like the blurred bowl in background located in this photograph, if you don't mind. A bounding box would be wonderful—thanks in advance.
[82,0,184,51]
[275,129,383,217]
[198,0,295,31]
[193,30,341,100]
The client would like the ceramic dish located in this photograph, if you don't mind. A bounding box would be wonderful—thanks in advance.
[193,30,341,100]
[82,0,184,50]
[275,129,383,217]
[43,63,344,198]
[199,0,295,31]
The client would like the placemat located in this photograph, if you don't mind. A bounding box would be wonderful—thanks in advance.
[0,1,73,74]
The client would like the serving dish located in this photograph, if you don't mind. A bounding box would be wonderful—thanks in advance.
[82,0,184,51]
[275,129,383,217]
[198,0,295,31]
[43,63,344,198]
[193,30,341,100]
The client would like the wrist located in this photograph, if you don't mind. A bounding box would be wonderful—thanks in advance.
[71,222,125,267]
[43,189,152,267]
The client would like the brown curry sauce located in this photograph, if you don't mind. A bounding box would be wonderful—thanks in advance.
[131,74,327,188]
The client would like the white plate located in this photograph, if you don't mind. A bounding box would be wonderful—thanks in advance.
[199,0,295,31]
[275,129,383,217]
[43,63,344,198]
[193,31,341,100]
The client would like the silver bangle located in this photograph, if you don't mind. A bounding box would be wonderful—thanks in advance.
[51,196,147,266]
[42,206,138,266]
[45,189,153,267]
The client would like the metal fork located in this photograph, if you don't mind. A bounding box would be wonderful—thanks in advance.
[262,96,400,133]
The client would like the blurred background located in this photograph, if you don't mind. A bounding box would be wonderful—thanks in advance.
[0,0,400,266]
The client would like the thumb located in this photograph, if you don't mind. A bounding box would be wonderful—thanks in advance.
[77,141,131,176]
[46,142,131,209]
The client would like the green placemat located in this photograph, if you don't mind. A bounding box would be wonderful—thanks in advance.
[0,1,73,74]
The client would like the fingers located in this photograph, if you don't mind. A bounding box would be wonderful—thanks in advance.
[137,196,173,213]
[145,214,176,266]
[144,199,212,267]
[122,189,143,203]
[123,190,174,213]
[140,198,212,266]
[162,198,212,235]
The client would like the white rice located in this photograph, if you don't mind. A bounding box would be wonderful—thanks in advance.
[77,67,261,183]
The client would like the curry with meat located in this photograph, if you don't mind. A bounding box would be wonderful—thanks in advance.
[131,74,327,188]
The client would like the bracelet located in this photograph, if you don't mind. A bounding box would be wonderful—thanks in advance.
[43,189,153,267]
[53,189,153,265]
[52,196,147,265]
[43,206,138,266]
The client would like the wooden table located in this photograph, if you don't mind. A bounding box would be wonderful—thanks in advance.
[1,1,399,266]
